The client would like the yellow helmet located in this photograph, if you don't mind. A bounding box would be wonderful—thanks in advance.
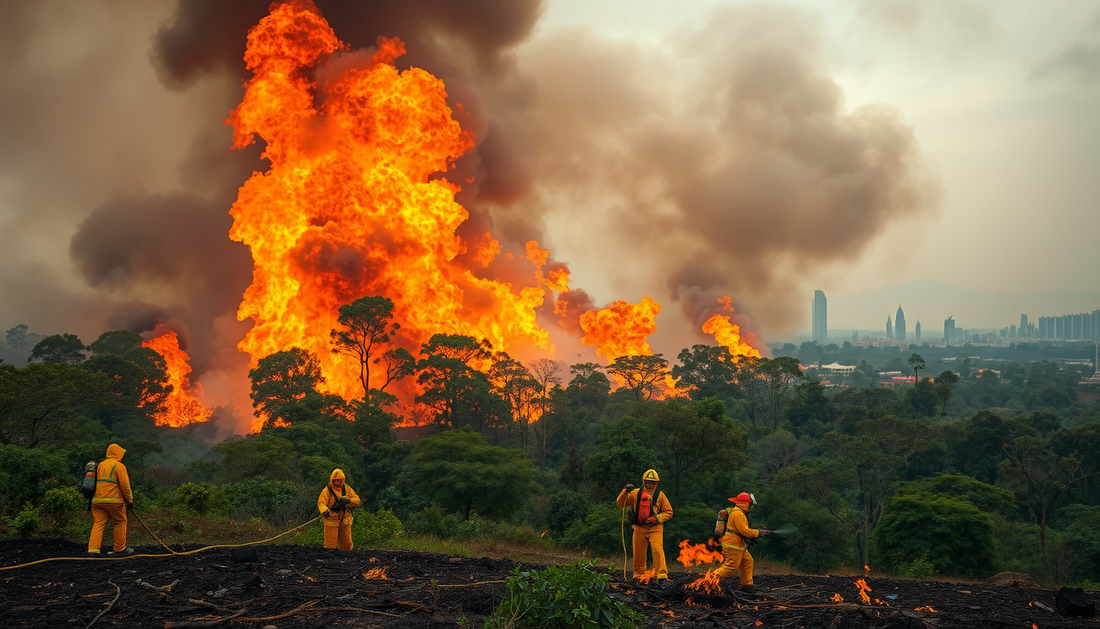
[642,469,660,483]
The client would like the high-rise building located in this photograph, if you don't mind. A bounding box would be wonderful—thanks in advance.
[1020,314,1028,336]
[944,316,955,344]
[915,321,921,344]
[895,305,907,343]
[886,315,893,340]
[812,290,828,344]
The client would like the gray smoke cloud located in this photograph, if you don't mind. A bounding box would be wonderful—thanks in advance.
[0,0,938,428]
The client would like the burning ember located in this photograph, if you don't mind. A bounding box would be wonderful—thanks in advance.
[677,539,724,571]
[686,570,723,596]
[142,325,212,427]
[854,578,872,604]
[914,606,936,612]
[830,593,844,603]
[635,570,656,585]
[362,567,389,580]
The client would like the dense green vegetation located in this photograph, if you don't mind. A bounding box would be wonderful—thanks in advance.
[2,310,1099,587]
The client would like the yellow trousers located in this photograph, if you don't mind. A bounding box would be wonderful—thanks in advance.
[324,523,353,551]
[715,545,754,586]
[631,525,667,578]
[88,503,127,553]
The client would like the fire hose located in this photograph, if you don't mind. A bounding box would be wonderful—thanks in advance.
[0,505,324,572]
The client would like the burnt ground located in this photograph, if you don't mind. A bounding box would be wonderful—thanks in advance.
[1,539,1097,629]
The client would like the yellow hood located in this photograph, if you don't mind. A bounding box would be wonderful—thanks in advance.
[106,443,126,461]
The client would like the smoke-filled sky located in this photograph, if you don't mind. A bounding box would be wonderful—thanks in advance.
[1,0,1098,419]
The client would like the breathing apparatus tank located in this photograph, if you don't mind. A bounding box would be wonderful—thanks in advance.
[713,509,728,538]
[80,461,96,499]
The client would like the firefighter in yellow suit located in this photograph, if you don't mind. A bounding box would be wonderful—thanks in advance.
[616,469,673,580]
[317,469,361,550]
[87,443,134,556]
[715,492,771,592]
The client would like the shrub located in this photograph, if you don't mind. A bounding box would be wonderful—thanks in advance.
[8,503,41,539]
[901,554,937,579]
[354,508,404,546]
[174,482,231,518]
[561,504,628,557]
[875,492,998,578]
[224,477,300,523]
[39,486,86,531]
[0,445,68,511]
[483,561,643,629]
[546,491,588,538]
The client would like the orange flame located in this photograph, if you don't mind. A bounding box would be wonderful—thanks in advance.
[580,297,660,363]
[830,593,844,603]
[914,606,936,612]
[702,298,760,361]
[854,578,872,604]
[227,1,551,411]
[677,539,724,571]
[686,570,723,596]
[362,567,389,580]
[635,570,656,585]
[142,325,212,427]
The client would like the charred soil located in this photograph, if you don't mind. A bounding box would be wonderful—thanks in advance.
[1,539,1097,629]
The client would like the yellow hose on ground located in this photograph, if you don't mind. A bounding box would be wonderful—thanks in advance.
[0,509,323,572]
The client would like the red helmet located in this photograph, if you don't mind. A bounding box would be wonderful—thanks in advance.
[730,492,757,505]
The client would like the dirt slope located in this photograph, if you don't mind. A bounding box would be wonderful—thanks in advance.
[1,540,1097,628]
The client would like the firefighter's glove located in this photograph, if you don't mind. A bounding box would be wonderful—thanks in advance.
[338,497,351,506]
[623,484,634,491]
[760,529,772,537]
[644,516,657,525]
[322,510,331,518]
[711,534,722,544]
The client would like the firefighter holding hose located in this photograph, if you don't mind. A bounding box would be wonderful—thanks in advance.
[714,492,771,593]
[617,468,673,581]
[318,469,361,551]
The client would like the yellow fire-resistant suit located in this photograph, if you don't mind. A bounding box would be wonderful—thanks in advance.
[616,487,673,579]
[87,444,133,554]
[317,469,361,551]
[716,503,760,586]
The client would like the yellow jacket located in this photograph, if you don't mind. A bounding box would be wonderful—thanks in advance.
[616,487,673,529]
[91,443,133,506]
[721,504,759,550]
[317,469,361,527]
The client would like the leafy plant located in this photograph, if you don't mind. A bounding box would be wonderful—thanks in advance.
[901,554,936,579]
[483,561,642,629]
[39,486,85,531]
[8,503,41,539]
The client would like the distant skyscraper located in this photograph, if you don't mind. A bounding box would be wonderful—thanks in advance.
[886,315,893,340]
[1020,314,1028,336]
[812,290,828,344]
[944,316,956,344]
[895,305,907,343]
[915,321,921,344]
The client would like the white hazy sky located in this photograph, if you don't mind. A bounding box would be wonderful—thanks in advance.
[538,0,1100,299]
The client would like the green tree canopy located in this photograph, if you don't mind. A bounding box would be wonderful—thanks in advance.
[88,330,143,356]
[416,335,507,432]
[606,354,669,400]
[875,492,998,577]
[29,334,87,365]
[0,363,111,447]
[671,344,736,401]
[403,429,536,521]
[330,295,400,398]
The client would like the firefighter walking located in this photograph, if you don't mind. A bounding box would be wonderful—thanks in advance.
[87,443,135,556]
[616,468,673,580]
[714,492,771,592]
[318,469,361,551]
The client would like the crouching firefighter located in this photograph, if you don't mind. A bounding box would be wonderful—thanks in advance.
[318,469,361,551]
[87,443,135,556]
[714,492,771,593]
[616,468,673,580]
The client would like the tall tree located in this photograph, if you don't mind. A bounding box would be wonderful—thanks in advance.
[529,358,562,466]
[416,335,506,432]
[0,363,111,446]
[29,334,86,365]
[330,296,399,398]
[88,330,143,356]
[5,325,41,363]
[567,362,610,412]
[738,356,802,431]
[248,347,327,427]
[781,415,936,568]
[671,344,736,400]
[999,435,1100,578]
[907,353,926,383]
[933,370,959,417]
[606,354,670,400]
[489,354,539,450]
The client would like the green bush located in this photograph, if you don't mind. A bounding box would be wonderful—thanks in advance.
[8,503,41,539]
[174,482,231,517]
[545,491,588,538]
[561,504,628,557]
[900,554,937,579]
[224,477,300,523]
[353,508,404,546]
[483,561,643,629]
[39,486,86,531]
[875,492,998,578]
[0,445,68,511]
